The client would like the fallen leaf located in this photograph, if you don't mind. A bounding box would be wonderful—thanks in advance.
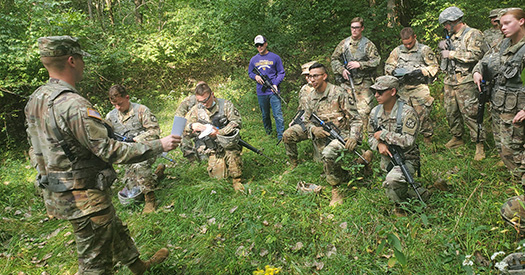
[262,220,269,226]
[340,222,348,230]
[229,206,238,214]
[259,249,269,257]
[208,218,216,224]
[292,242,303,252]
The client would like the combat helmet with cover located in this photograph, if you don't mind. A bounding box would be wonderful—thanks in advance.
[500,195,525,233]
[498,252,525,274]
[216,128,240,150]
[439,6,464,25]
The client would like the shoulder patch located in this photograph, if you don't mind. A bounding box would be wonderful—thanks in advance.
[87,108,102,120]
[405,117,416,129]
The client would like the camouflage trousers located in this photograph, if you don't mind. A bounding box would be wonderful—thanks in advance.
[313,138,346,186]
[341,79,374,132]
[399,85,434,138]
[123,157,157,193]
[444,82,486,142]
[492,107,502,153]
[70,206,140,274]
[495,112,525,185]
[383,162,428,204]
[283,124,321,162]
[207,148,242,180]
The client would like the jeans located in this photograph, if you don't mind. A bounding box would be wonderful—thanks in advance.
[257,94,284,139]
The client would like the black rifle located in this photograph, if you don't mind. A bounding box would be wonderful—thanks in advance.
[392,68,427,86]
[441,29,457,81]
[290,110,306,132]
[341,53,356,93]
[252,66,288,106]
[114,132,176,163]
[477,62,493,143]
[373,125,425,205]
[310,112,368,165]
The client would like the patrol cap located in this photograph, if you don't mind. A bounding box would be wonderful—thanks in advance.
[370,76,399,91]
[301,61,317,75]
[438,6,464,25]
[38,36,90,57]
[254,35,266,45]
[489,8,502,18]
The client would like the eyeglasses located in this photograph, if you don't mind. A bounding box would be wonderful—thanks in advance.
[307,74,324,79]
[255,43,264,48]
[197,93,212,104]
[351,26,362,29]
[374,89,390,96]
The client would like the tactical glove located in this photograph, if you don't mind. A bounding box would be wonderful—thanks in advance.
[312,126,329,139]
[344,137,357,151]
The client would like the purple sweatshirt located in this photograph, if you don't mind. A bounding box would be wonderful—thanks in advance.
[248,51,286,96]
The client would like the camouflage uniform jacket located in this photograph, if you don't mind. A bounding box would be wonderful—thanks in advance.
[298,83,314,111]
[385,41,439,93]
[368,100,420,171]
[175,94,197,117]
[184,98,242,138]
[106,102,160,142]
[473,36,525,113]
[25,78,163,220]
[304,82,362,140]
[483,28,504,52]
[444,24,488,85]
[331,36,380,84]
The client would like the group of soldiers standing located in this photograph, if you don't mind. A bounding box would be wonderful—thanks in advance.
[23,5,525,274]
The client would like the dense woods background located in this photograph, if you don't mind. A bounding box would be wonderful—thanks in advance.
[1,0,521,154]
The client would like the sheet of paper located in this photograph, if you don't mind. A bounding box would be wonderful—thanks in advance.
[171,116,187,136]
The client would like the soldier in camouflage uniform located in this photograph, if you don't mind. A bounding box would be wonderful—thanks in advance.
[331,17,380,133]
[438,6,489,160]
[282,61,317,168]
[175,94,201,161]
[474,9,525,226]
[484,9,504,52]
[368,76,430,216]
[105,84,164,214]
[184,82,245,192]
[304,63,362,206]
[25,36,180,274]
[385,27,439,144]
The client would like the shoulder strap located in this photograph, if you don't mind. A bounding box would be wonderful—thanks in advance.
[47,89,76,162]
[395,100,405,134]
[373,104,382,130]
[358,37,369,53]
[218,98,225,118]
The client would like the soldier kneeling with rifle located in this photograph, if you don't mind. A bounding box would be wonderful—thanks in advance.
[184,82,245,192]
[368,76,431,216]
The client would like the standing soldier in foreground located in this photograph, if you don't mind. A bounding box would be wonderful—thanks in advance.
[438,6,489,160]
[385,27,439,144]
[471,8,525,232]
[331,17,380,132]
[25,36,180,274]
[368,76,430,216]
[106,84,165,214]
[282,61,317,168]
[184,82,245,192]
[483,8,504,51]
[304,63,362,206]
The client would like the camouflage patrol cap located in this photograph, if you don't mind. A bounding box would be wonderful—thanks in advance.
[439,6,464,25]
[500,195,525,232]
[370,76,399,91]
[38,36,90,57]
[489,8,502,18]
[301,61,317,75]
[500,253,525,274]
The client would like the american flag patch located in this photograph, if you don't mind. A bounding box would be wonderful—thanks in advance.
[87,108,102,119]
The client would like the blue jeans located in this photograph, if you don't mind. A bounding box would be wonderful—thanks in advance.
[257,94,284,139]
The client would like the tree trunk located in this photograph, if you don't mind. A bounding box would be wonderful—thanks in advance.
[387,0,396,27]
[134,0,143,24]
[87,0,93,20]
[106,0,115,25]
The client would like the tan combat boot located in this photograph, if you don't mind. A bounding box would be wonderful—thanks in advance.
[329,187,343,207]
[128,248,170,275]
[445,136,464,149]
[289,158,298,169]
[142,192,157,214]
[474,143,485,161]
[232,178,245,192]
[154,163,166,180]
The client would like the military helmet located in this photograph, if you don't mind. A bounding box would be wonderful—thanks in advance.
[118,186,144,205]
[439,6,464,25]
[216,128,240,150]
[500,195,525,232]
[499,253,525,274]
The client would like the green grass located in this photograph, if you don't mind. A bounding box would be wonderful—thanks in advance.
[0,71,522,274]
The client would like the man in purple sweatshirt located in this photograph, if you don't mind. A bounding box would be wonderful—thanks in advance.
[248,35,286,141]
